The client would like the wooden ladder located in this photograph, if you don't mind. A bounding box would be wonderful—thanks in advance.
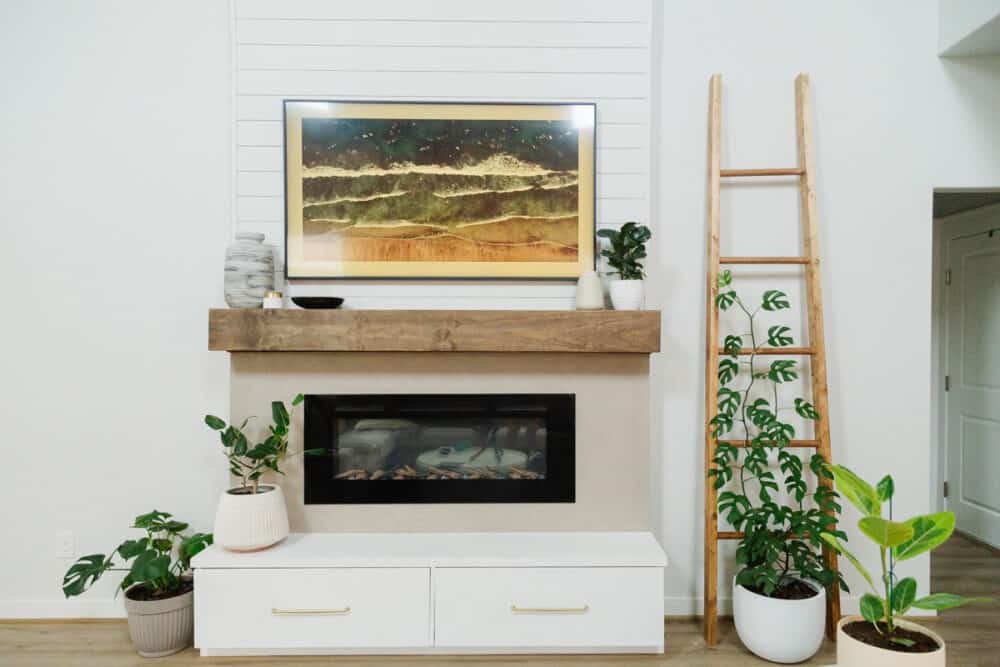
[703,73,841,646]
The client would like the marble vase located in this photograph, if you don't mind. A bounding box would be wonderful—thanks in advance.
[224,232,274,308]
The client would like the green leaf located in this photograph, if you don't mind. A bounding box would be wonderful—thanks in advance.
[128,550,170,584]
[152,538,173,553]
[116,538,148,560]
[716,270,733,288]
[718,358,739,385]
[723,335,743,356]
[876,475,895,502]
[178,532,213,570]
[204,415,226,430]
[893,512,955,562]
[858,517,914,548]
[716,290,737,311]
[132,510,171,529]
[794,398,819,420]
[828,465,882,517]
[767,359,798,383]
[717,387,741,415]
[911,593,992,610]
[62,554,113,598]
[860,593,885,625]
[767,325,793,347]
[891,637,916,647]
[761,290,790,311]
[292,393,304,406]
[272,401,289,429]
[892,577,917,614]
[820,533,875,590]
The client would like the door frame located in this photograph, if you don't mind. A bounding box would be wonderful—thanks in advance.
[932,200,1000,514]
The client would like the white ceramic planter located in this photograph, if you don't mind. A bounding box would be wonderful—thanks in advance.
[609,279,644,310]
[837,615,944,667]
[575,271,605,310]
[733,577,825,663]
[123,587,193,658]
[213,485,289,552]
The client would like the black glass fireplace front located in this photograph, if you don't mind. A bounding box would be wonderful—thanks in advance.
[304,394,575,504]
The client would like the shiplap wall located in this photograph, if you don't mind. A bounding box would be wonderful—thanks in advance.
[232,0,653,309]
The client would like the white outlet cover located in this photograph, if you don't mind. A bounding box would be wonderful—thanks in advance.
[56,531,74,559]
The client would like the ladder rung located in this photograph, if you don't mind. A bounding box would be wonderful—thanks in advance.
[720,256,809,265]
[719,440,820,448]
[720,168,803,177]
[718,532,744,540]
[718,347,815,356]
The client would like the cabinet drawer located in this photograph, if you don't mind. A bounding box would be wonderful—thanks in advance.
[434,567,663,650]
[195,568,430,649]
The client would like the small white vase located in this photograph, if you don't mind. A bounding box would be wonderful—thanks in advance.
[733,577,825,663]
[837,615,945,667]
[224,232,274,309]
[609,279,644,310]
[213,485,289,552]
[575,271,605,310]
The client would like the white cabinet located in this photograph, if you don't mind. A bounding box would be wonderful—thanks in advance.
[193,532,666,656]
[435,567,664,650]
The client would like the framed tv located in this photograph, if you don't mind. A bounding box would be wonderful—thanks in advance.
[283,100,596,280]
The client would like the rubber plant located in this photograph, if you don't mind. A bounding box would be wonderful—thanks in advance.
[708,269,848,596]
[204,393,322,494]
[821,465,990,646]
[596,221,651,280]
[62,510,212,600]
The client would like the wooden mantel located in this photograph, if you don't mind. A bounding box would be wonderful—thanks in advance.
[209,309,660,353]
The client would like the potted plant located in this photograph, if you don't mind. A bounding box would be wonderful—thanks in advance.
[596,221,651,310]
[204,393,322,551]
[821,465,991,666]
[62,510,212,658]
[708,269,847,663]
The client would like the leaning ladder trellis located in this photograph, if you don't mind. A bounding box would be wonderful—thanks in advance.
[703,73,841,646]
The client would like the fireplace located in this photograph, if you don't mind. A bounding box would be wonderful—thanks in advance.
[304,394,575,504]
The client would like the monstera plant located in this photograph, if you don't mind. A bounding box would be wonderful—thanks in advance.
[708,269,846,663]
[822,465,990,664]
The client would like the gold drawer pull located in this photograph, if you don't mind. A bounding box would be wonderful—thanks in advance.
[511,604,590,614]
[271,606,351,616]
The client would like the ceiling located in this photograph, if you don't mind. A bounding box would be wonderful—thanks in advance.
[933,191,1000,218]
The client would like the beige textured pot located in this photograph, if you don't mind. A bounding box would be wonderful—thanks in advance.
[123,587,193,658]
[837,615,945,667]
[213,484,289,551]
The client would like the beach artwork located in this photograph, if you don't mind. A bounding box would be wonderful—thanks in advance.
[284,102,595,278]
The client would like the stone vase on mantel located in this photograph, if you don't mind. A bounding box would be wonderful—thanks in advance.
[224,232,274,308]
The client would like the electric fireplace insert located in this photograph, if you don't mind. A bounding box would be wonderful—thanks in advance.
[304,394,575,504]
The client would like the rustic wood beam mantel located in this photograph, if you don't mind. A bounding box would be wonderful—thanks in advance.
[209,309,660,353]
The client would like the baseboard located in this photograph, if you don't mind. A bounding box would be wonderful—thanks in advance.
[0,598,125,619]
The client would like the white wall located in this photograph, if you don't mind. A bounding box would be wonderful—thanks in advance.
[3,0,1000,620]
[650,0,1000,614]
[0,1,231,616]
[231,0,653,309]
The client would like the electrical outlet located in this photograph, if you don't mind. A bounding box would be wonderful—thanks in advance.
[56,531,74,559]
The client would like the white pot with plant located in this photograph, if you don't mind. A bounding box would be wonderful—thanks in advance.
[709,269,845,663]
[821,465,992,666]
[62,511,212,657]
[597,221,651,310]
[204,393,323,552]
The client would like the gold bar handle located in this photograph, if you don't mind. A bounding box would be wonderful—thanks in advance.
[510,604,590,614]
[271,606,351,616]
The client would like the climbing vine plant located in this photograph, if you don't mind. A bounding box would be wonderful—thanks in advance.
[708,269,848,596]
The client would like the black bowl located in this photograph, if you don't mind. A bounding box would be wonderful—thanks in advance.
[291,297,344,310]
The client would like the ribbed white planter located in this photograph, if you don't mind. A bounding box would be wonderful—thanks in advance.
[213,485,289,552]
[609,279,644,310]
[733,577,825,663]
[123,587,193,658]
[837,616,945,667]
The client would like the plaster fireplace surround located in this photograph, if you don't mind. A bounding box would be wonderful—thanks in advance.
[193,309,667,656]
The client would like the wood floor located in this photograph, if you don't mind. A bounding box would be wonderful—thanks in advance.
[2,534,997,666]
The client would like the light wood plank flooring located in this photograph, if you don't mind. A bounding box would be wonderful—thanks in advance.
[1,534,996,666]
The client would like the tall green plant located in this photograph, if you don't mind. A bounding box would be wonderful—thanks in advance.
[708,270,847,596]
[204,393,322,494]
[596,221,651,280]
[62,510,212,599]
[821,465,990,646]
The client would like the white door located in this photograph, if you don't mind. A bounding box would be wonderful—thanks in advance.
[946,226,1000,547]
